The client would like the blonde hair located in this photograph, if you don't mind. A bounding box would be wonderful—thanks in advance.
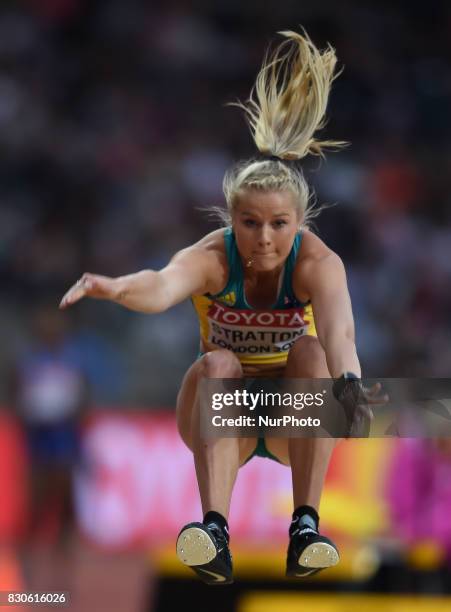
[221,29,346,227]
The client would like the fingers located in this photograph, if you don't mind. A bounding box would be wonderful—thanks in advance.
[59,284,84,309]
[365,393,389,405]
[357,404,374,420]
[363,382,389,405]
[349,381,387,428]
[364,383,381,397]
[59,274,94,309]
[367,382,381,393]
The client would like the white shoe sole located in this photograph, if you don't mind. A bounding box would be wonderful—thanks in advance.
[176,526,217,566]
[298,542,339,568]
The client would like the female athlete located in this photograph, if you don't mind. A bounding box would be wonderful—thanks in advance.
[60,30,383,584]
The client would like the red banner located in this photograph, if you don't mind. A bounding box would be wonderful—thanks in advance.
[0,413,28,542]
[75,412,392,550]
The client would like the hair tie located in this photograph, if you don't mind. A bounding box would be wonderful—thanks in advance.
[259,153,300,167]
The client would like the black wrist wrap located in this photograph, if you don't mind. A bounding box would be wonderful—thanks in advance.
[332,374,369,437]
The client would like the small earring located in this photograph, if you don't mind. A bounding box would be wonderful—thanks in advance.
[246,258,253,268]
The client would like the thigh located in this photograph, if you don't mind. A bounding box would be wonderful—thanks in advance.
[176,353,258,466]
[264,335,330,465]
[176,357,204,449]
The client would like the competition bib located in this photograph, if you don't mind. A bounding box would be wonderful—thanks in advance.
[192,295,314,364]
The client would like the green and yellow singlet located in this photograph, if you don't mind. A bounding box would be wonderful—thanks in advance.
[191,228,316,366]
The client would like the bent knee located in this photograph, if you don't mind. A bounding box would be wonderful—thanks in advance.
[286,336,329,376]
[201,349,243,378]
[289,335,323,359]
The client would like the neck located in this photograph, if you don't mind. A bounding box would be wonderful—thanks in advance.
[243,261,284,284]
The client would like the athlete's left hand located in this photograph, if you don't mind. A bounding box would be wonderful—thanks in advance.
[333,377,389,438]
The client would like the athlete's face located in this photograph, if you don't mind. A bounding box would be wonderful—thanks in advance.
[232,189,300,272]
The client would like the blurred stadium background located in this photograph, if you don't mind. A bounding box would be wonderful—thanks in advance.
[1,0,451,610]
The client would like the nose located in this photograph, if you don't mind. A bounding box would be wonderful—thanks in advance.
[258,224,272,247]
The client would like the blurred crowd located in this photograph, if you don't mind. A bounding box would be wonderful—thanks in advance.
[1,0,451,407]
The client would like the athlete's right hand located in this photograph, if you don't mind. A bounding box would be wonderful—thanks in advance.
[59,273,119,309]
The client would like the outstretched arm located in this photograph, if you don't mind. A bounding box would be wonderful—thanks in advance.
[59,245,223,314]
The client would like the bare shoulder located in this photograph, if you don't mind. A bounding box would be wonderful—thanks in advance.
[194,228,228,253]
[189,228,229,294]
[293,230,345,301]
[298,229,336,262]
